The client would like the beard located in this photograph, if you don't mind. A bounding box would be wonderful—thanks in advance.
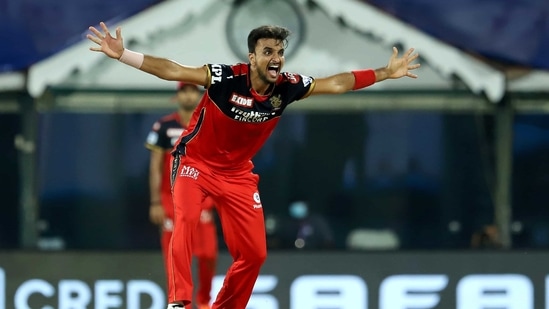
[258,67,276,84]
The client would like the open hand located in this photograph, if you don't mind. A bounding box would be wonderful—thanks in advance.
[386,47,420,79]
[87,22,124,59]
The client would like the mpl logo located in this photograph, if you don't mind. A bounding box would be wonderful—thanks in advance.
[180,165,199,180]
[210,64,223,85]
[0,268,165,309]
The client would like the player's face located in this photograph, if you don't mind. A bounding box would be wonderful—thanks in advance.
[249,38,285,84]
[176,86,200,112]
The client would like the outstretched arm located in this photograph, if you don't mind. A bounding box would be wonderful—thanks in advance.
[310,47,420,95]
[87,22,208,86]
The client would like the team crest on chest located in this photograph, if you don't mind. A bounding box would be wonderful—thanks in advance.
[270,94,282,110]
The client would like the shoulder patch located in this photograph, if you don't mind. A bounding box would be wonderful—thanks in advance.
[210,64,223,85]
[146,131,159,145]
[302,75,313,88]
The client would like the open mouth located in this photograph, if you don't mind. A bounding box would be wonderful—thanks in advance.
[267,64,279,78]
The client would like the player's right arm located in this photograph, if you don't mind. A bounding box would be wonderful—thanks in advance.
[87,22,208,86]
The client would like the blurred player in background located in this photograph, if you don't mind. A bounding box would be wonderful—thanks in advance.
[146,82,218,309]
[89,22,419,309]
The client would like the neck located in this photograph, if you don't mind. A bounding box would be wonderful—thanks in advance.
[250,69,271,95]
[177,109,193,127]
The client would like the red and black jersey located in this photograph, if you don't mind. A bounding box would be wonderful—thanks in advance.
[174,63,315,172]
[146,112,185,152]
[145,112,186,208]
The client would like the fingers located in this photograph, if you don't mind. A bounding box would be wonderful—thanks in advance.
[116,27,122,39]
[392,46,399,57]
[405,47,415,57]
[88,22,111,41]
[86,34,101,45]
[87,22,117,53]
[405,63,420,78]
[407,72,418,79]
[88,26,103,39]
[100,21,111,38]
[408,63,421,70]
[404,48,420,70]
[408,52,420,62]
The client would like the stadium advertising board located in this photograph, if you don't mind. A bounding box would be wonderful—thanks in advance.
[0,251,547,308]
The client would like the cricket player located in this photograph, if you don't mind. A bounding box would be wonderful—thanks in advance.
[88,22,420,309]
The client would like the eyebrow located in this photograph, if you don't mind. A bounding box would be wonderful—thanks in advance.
[262,46,284,52]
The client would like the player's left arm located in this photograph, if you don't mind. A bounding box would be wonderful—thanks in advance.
[310,47,420,95]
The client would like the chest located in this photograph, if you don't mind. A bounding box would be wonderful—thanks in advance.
[208,78,290,124]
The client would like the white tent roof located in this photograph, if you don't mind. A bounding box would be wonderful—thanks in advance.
[0,72,26,92]
[27,0,547,103]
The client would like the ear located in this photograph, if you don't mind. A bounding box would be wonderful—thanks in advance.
[248,52,255,66]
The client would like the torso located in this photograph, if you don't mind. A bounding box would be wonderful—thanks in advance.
[174,63,315,173]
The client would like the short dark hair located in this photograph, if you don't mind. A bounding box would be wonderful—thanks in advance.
[247,25,291,53]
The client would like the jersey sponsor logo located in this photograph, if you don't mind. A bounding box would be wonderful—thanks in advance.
[166,128,184,138]
[302,75,313,88]
[230,107,270,123]
[253,192,261,203]
[230,93,254,108]
[146,132,159,145]
[285,72,301,84]
[211,64,223,85]
[179,165,199,180]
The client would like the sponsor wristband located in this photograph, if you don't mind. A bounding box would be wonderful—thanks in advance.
[351,69,376,90]
[118,49,144,69]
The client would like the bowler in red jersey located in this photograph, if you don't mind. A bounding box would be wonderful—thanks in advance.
[88,22,420,309]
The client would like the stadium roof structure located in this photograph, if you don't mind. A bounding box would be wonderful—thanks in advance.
[9,0,543,249]
[19,0,547,111]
